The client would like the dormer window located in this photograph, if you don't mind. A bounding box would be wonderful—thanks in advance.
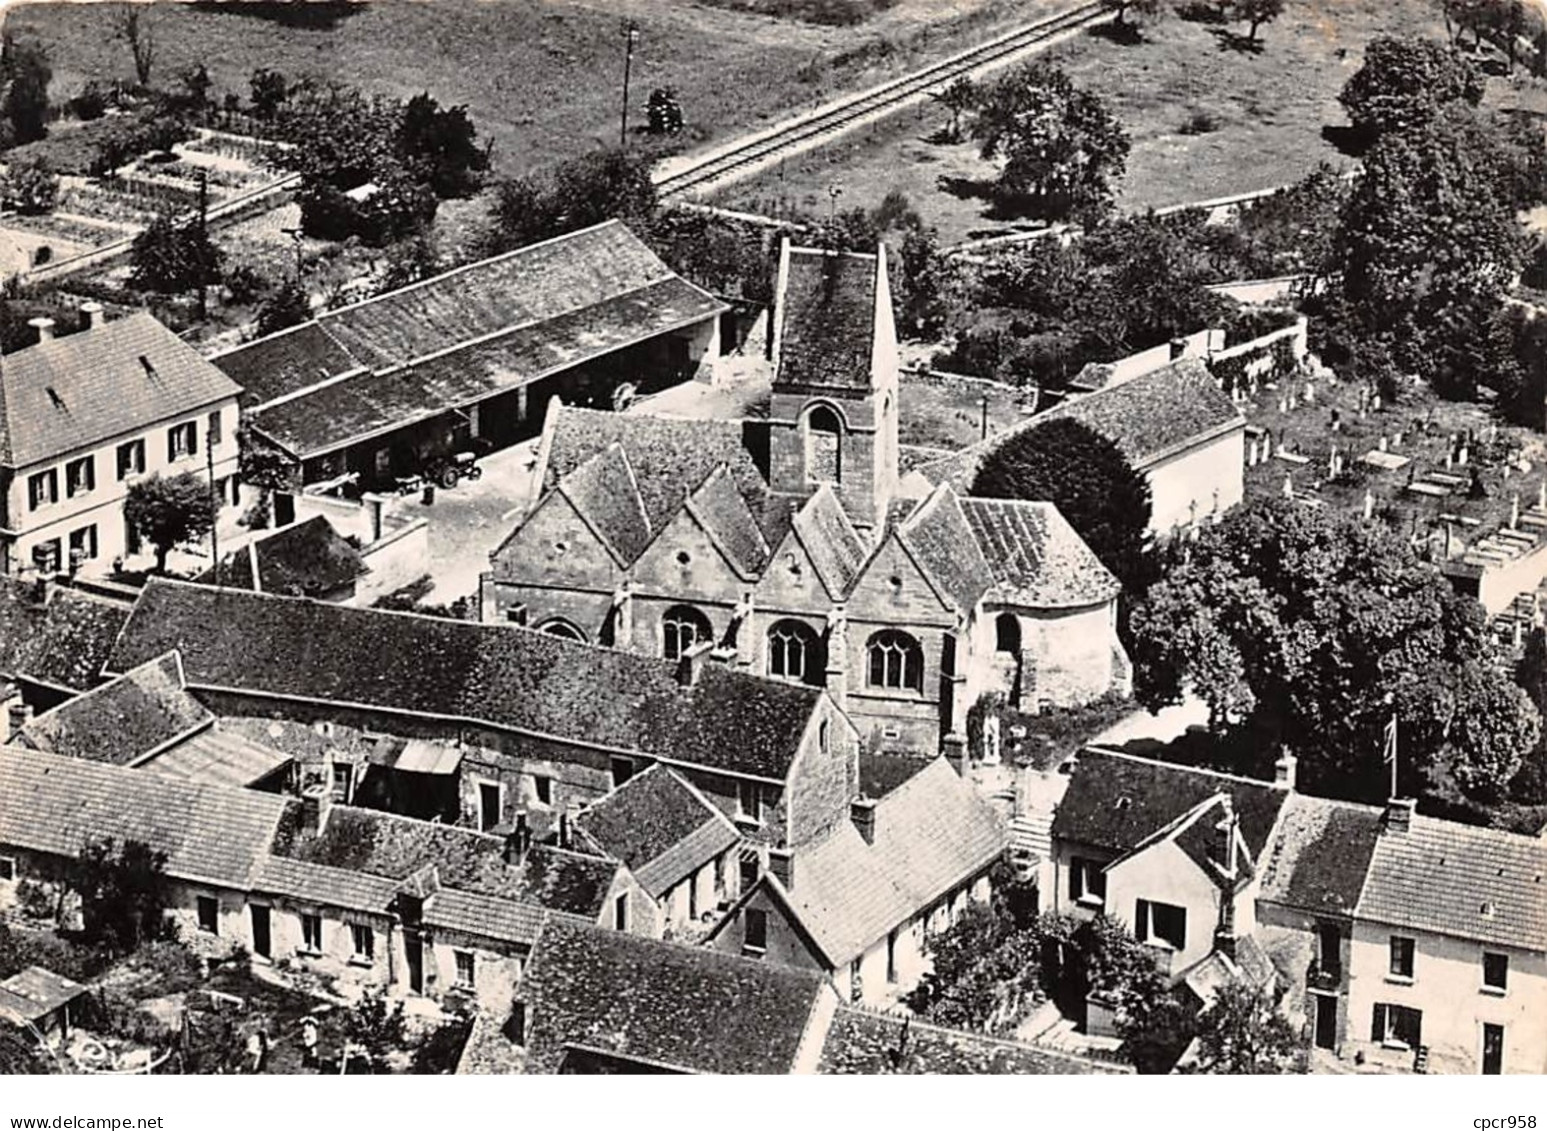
[806,405,841,484]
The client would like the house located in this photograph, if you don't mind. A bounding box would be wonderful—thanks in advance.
[0,966,87,1048]
[909,357,1246,537]
[1257,794,1547,1074]
[483,240,1131,756]
[105,578,860,856]
[0,574,131,711]
[706,757,1006,1005]
[571,764,742,940]
[1048,747,1293,981]
[194,516,368,602]
[0,307,242,576]
[211,221,727,492]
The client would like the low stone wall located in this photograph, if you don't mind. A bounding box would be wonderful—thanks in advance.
[354,517,430,607]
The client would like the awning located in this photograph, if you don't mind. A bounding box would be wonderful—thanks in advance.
[394,739,464,775]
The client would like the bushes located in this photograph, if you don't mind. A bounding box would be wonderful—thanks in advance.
[0,158,60,215]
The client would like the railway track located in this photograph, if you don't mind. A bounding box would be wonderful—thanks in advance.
[655,2,1108,201]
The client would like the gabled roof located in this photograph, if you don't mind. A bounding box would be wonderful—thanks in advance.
[1356,814,1547,953]
[0,967,86,1025]
[519,918,827,1074]
[574,765,740,900]
[1051,749,1288,862]
[19,651,211,767]
[0,313,241,469]
[1256,793,1384,917]
[776,245,880,394]
[0,745,287,890]
[108,580,824,782]
[1113,792,1256,893]
[869,757,1007,910]
[768,823,916,968]
[818,1008,1128,1075]
[196,517,367,599]
[0,579,131,692]
[686,464,772,579]
[896,484,995,614]
[790,485,867,600]
[555,443,652,566]
[959,496,1121,607]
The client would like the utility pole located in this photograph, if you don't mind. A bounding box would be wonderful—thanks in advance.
[620,21,640,148]
[197,167,210,323]
[206,425,220,589]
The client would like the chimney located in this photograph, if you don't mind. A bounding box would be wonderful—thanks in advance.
[79,302,103,330]
[1384,797,1415,835]
[1274,749,1297,791]
[676,638,714,688]
[27,317,54,344]
[851,797,877,845]
[30,573,54,607]
[300,783,332,838]
[768,848,794,891]
[7,701,33,741]
[558,802,581,850]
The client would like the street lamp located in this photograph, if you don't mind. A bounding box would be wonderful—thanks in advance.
[620,21,641,148]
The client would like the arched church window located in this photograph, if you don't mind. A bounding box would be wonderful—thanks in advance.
[537,618,586,643]
[767,619,826,686]
[662,605,713,661]
[866,630,923,692]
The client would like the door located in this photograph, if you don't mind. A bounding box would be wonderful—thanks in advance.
[250,905,271,960]
[1313,993,1337,1050]
[478,782,501,832]
[405,935,425,995]
[1482,1023,1504,1075]
[274,492,296,527]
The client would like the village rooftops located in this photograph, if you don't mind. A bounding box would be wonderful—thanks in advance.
[516,917,829,1074]
[1256,792,1384,917]
[817,1007,1129,1075]
[0,312,241,470]
[573,765,740,901]
[0,577,131,693]
[107,579,828,782]
[18,651,212,767]
[194,516,367,599]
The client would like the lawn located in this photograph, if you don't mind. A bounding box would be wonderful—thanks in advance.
[724,0,1547,242]
[898,367,1036,450]
[4,0,1060,179]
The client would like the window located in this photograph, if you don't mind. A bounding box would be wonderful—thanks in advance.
[539,619,585,642]
[505,604,529,626]
[116,440,146,480]
[196,896,219,935]
[65,456,95,498]
[886,930,898,984]
[713,852,725,893]
[68,525,98,565]
[208,410,223,448]
[0,857,15,882]
[610,757,634,790]
[737,780,762,825]
[805,405,842,483]
[1483,952,1508,993]
[351,923,374,962]
[767,619,825,686]
[1135,899,1187,951]
[331,762,352,802]
[27,469,58,512]
[613,893,629,933]
[31,539,61,574]
[1068,856,1107,907]
[454,950,475,989]
[744,908,768,955]
[661,605,712,661]
[866,630,923,693]
[301,913,323,952]
[819,719,830,755]
[849,958,863,1003]
[1389,936,1415,980]
[533,775,552,806]
[167,421,197,462]
[1372,1003,1422,1050]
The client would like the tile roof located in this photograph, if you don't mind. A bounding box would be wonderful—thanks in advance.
[869,757,1007,909]
[556,443,653,565]
[1051,749,1288,861]
[19,651,211,766]
[858,753,930,799]
[896,485,995,614]
[687,465,772,579]
[917,357,1245,489]
[143,725,291,788]
[958,496,1122,607]
[519,917,826,1074]
[1356,815,1547,952]
[817,1008,1127,1075]
[1256,793,1383,917]
[0,745,287,889]
[0,580,131,692]
[0,313,241,468]
[790,485,867,600]
[195,517,367,598]
[213,322,364,409]
[1180,935,1277,1007]
[108,579,822,782]
[0,967,87,1024]
[774,823,916,967]
[575,765,740,899]
[777,246,879,394]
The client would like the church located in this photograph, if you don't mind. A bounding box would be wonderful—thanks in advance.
[480,240,1131,757]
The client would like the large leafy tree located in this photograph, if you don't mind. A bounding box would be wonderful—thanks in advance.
[70,838,171,955]
[1,34,52,147]
[971,61,1130,224]
[1189,983,1299,1074]
[1130,498,1540,804]
[1339,37,1484,140]
[971,417,1154,594]
[484,149,657,256]
[125,471,218,573]
[129,216,224,296]
[394,92,489,199]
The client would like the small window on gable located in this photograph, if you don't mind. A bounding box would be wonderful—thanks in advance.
[744,908,768,955]
[737,780,762,825]
[611,757,634,789]
[613,893,629,933]
[533,774,552,806]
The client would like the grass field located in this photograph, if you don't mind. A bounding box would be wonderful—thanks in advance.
[4,0,1060,178]
[724,0,1547,242]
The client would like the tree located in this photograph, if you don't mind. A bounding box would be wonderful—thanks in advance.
[971,61,1130,223]
[971,417,1155,594]
[341,989,407,1072]
[1189,982,1299,1074]
[649,207,778,305]
[1101,0,1161,28]
[906,901,1046,1035]
[1,34,52,147]
[1339,37,1484,141]
[0,158,59,215]
[929,76,978,142]
[255,280,312,337]
[395,92,489,199]
[374,231,441,295]
[646,87,684,136]
[483,149,657,256]
[248,67,288,120]
[113,4,155,88]
[1231,0,1284,43]
[125,472,218,573]
[1129,498,1540,804]
[70,838,171,955]
[129,216,224,296]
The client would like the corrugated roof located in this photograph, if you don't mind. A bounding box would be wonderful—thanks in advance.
[0,313,240,468]
[0,967,86,1023]
[109,579,822,782]
[143,725,291,788]
[777,246,879,394]
[575,765,739,899]
[394,739,464,776]
[1356,815,1547,952]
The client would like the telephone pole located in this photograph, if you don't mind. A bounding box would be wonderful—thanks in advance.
[620,21,640,148]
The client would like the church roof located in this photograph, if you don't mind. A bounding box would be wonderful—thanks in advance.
[896,485,996,614]
[958,496,1122,607]
[557,443,653,566]
[686,465,772,579]
[790,486,867,601]
[776,246,879,394]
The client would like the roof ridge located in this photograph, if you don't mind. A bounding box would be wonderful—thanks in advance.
[1081,746,1280,790]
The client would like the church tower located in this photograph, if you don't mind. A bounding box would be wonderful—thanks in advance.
[766,239,901,533]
